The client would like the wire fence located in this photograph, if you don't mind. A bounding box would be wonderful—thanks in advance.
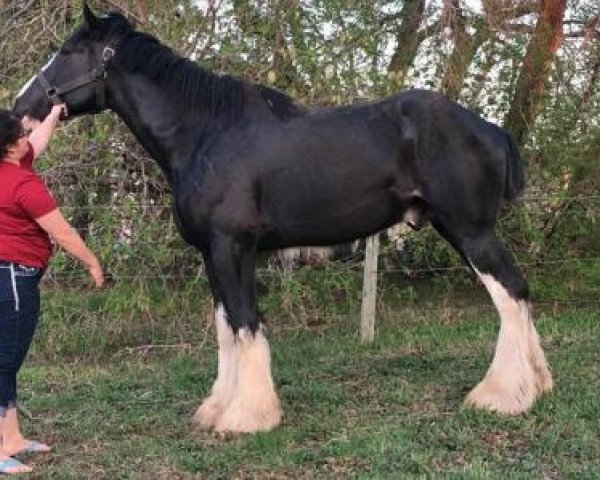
[40,193,599,319]
[57,194,600,210]
[47,191,600,256]
[40,254,600,279]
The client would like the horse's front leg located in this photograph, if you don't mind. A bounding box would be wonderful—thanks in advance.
[192,282,237,430]
[193,233,281,433]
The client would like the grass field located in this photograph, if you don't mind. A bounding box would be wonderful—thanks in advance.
[14,272,600,479]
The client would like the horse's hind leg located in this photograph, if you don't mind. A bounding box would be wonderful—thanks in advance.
[435,224,553,414]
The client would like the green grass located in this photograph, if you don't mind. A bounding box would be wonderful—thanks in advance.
[16,278,600,479]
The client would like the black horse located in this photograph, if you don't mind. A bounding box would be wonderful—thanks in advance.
[13,5,552,433]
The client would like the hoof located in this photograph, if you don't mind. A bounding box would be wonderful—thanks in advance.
[214,399,281,433]
[193,396,225,430]
[529,343,553,394]
[528,323,554,394]
[533,364,554,394]
[464,373,537,415]
[213,327,282,433]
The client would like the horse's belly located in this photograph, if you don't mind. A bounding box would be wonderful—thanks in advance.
[260,189,399,249]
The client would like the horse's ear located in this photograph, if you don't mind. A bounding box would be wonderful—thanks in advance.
[82,2,99,29]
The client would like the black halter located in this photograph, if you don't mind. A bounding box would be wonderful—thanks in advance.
[36,45,116,114]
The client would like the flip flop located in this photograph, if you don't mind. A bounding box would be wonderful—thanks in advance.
[14,441,51,456]
[0,457,31,474]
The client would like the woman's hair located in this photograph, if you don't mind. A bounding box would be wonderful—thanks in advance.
[0,109,23,159]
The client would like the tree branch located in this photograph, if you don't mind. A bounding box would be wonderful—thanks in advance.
[101,0,146,25]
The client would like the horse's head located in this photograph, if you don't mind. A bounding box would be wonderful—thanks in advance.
[13,3,132,120]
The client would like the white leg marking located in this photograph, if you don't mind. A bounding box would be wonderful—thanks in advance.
[466,267,552,414]
[214,326,282,433]
[193,304,237,429]
[528,315,554,393]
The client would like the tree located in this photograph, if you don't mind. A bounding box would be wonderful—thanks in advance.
[388,0,426,92]
[133,0,148,24]
[504,0,567,145]
[577,11,600,124]
[440,0,490,100]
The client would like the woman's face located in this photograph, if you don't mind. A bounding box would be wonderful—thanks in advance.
[3,127,29,161]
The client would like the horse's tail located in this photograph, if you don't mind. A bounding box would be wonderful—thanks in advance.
[502,130,525,201]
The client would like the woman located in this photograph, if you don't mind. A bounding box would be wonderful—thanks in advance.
[0,105,104,474]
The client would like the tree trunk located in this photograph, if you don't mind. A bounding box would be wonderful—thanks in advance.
[388,0,425,92]
[504,0,567,145]
[133,0,148,25]
[580,50,600,118]
[233,0,305,93]
[441,16,488,101]
[271,0,299,91]
[578,12,600,124]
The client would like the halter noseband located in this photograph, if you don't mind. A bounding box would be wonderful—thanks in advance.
[36,45,116,114]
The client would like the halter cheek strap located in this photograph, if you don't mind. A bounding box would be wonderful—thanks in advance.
[36,45,116,114]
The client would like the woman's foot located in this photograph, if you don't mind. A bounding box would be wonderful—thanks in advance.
[2,438,51,457]
[0,455,32,474]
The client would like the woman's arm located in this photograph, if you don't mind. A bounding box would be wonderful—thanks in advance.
[35,208,104,287]
[27,104,66,160]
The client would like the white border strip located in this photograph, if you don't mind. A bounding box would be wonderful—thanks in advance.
[9,264,19,312]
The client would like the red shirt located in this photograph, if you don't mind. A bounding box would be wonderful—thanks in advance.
[0,142,57,268]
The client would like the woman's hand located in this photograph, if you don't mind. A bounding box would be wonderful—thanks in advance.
[35,209,106,288]
[50,103,68,120]
[28,103,68,159]
[87,260,105,288]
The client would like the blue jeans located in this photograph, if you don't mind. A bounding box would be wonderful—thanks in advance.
[0,261,42,417]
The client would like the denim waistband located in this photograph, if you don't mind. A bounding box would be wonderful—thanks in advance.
[0,260,41,273]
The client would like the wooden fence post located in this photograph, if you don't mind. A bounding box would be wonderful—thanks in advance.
[360,233,379,342]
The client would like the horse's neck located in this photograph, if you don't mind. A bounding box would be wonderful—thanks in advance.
[106,73,210,178]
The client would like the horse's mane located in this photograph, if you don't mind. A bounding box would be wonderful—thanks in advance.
[257,84,305,120]
[97,13,301,123]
